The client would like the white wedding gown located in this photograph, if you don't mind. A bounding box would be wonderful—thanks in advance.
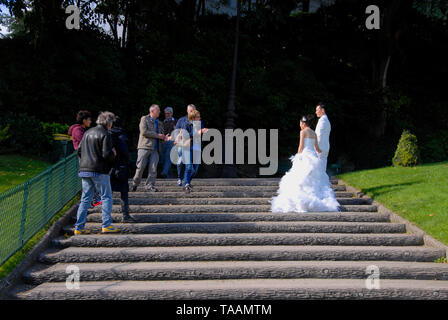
[270,137,340,213]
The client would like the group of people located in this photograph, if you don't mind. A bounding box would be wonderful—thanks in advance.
[129,103,207,194]
[69,101,338,235]
[68,104,207,235]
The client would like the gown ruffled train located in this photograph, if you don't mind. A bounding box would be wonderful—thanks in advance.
[270,137,340,213]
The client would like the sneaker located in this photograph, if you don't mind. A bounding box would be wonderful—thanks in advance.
[177,179,182,187]
[102,225,120,233]
[130,184,137,192]
[122,214,137,223]
[184,184,192,193]
[145,185,158,192]
[74,228,91,235]
[92,201,102,207]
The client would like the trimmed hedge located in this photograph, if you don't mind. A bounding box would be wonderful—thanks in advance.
[392,130,421,167]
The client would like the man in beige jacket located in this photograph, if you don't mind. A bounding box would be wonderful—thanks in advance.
[131,104,167,192]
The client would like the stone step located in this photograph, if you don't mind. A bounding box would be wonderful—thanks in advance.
[111,197,371,206]
[117,191,356,198]
[134,185,347,192]
[84,211,390,223]
[53,233,423,248]
[16,278,448,300]
[129,178,338,186]
[63,221,405,235]
[39,246,444,264]
[17,278,448,300]
[89,204,377,213]
[22,260,448,285]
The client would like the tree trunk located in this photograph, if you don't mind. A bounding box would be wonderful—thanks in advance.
[225,0,240,130]
[196,0,206,18]
[122,3,129,48]
[221,0,241,178]
[371,0,410,138]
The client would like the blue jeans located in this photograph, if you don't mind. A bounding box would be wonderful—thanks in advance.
[161,140,174,178]
[183,149,200,186]
[177,147,185,180]
[75,174,113,230]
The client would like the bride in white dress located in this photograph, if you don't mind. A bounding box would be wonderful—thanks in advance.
[270,115,340,213]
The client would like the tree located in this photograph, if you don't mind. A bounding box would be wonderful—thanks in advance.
[221,0,241,177]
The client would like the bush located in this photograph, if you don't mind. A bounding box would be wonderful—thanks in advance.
[0,112,50,156]
[41,122,70,145]
[392,130,421,167]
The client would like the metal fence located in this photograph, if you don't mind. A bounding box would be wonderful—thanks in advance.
[0,152,81,265]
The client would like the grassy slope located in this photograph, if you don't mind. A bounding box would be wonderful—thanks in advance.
[0,195,80,280]
[338,162,448,245]
[0,154,81,281]
[0,155,51,193]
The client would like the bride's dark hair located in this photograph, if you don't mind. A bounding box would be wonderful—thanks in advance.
[300,114,315,127]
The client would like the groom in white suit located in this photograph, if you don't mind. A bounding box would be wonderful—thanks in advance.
[315,102,331,172]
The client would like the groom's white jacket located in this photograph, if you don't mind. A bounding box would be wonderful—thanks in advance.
[315,114,331,155]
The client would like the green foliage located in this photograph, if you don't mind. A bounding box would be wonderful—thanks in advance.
[420,130,448,163]
[41,122,70,144]
[413,0,448,21]
[0,0,447,168]
[0,113,50,156]
[435,257,448,263]
[392,130,421,167]
[0,124,11,144]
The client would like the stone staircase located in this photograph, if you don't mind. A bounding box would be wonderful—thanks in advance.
[11,178,448,299]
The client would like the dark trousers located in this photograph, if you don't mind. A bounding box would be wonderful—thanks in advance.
[120,190,129,215]
[177,147,185,180]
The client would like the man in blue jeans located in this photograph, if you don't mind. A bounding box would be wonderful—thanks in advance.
[74,111,119,235]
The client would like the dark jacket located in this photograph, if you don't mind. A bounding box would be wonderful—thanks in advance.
[68,124,86,150]
[175,115,188,130]
[77,125,115,174]
[109,127,130,192]
[163,117,176,137]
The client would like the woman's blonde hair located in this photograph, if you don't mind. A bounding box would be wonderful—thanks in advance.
[188,109,200,121]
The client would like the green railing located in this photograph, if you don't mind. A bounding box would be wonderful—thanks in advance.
[0,152,81,265]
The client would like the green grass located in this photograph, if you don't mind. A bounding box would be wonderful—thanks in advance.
[0,155,51,193]
[0,153,80,276]
[338,161,448,246]
[0,194,80,281]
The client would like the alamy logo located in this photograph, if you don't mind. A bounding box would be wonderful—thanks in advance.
[365,5,380,30]
[365,265,380,289]
[65,5,80,30]
[170,122,279,175]
[66,265,80,289]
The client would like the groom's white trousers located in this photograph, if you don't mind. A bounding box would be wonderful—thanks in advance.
[318,150,329,172]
